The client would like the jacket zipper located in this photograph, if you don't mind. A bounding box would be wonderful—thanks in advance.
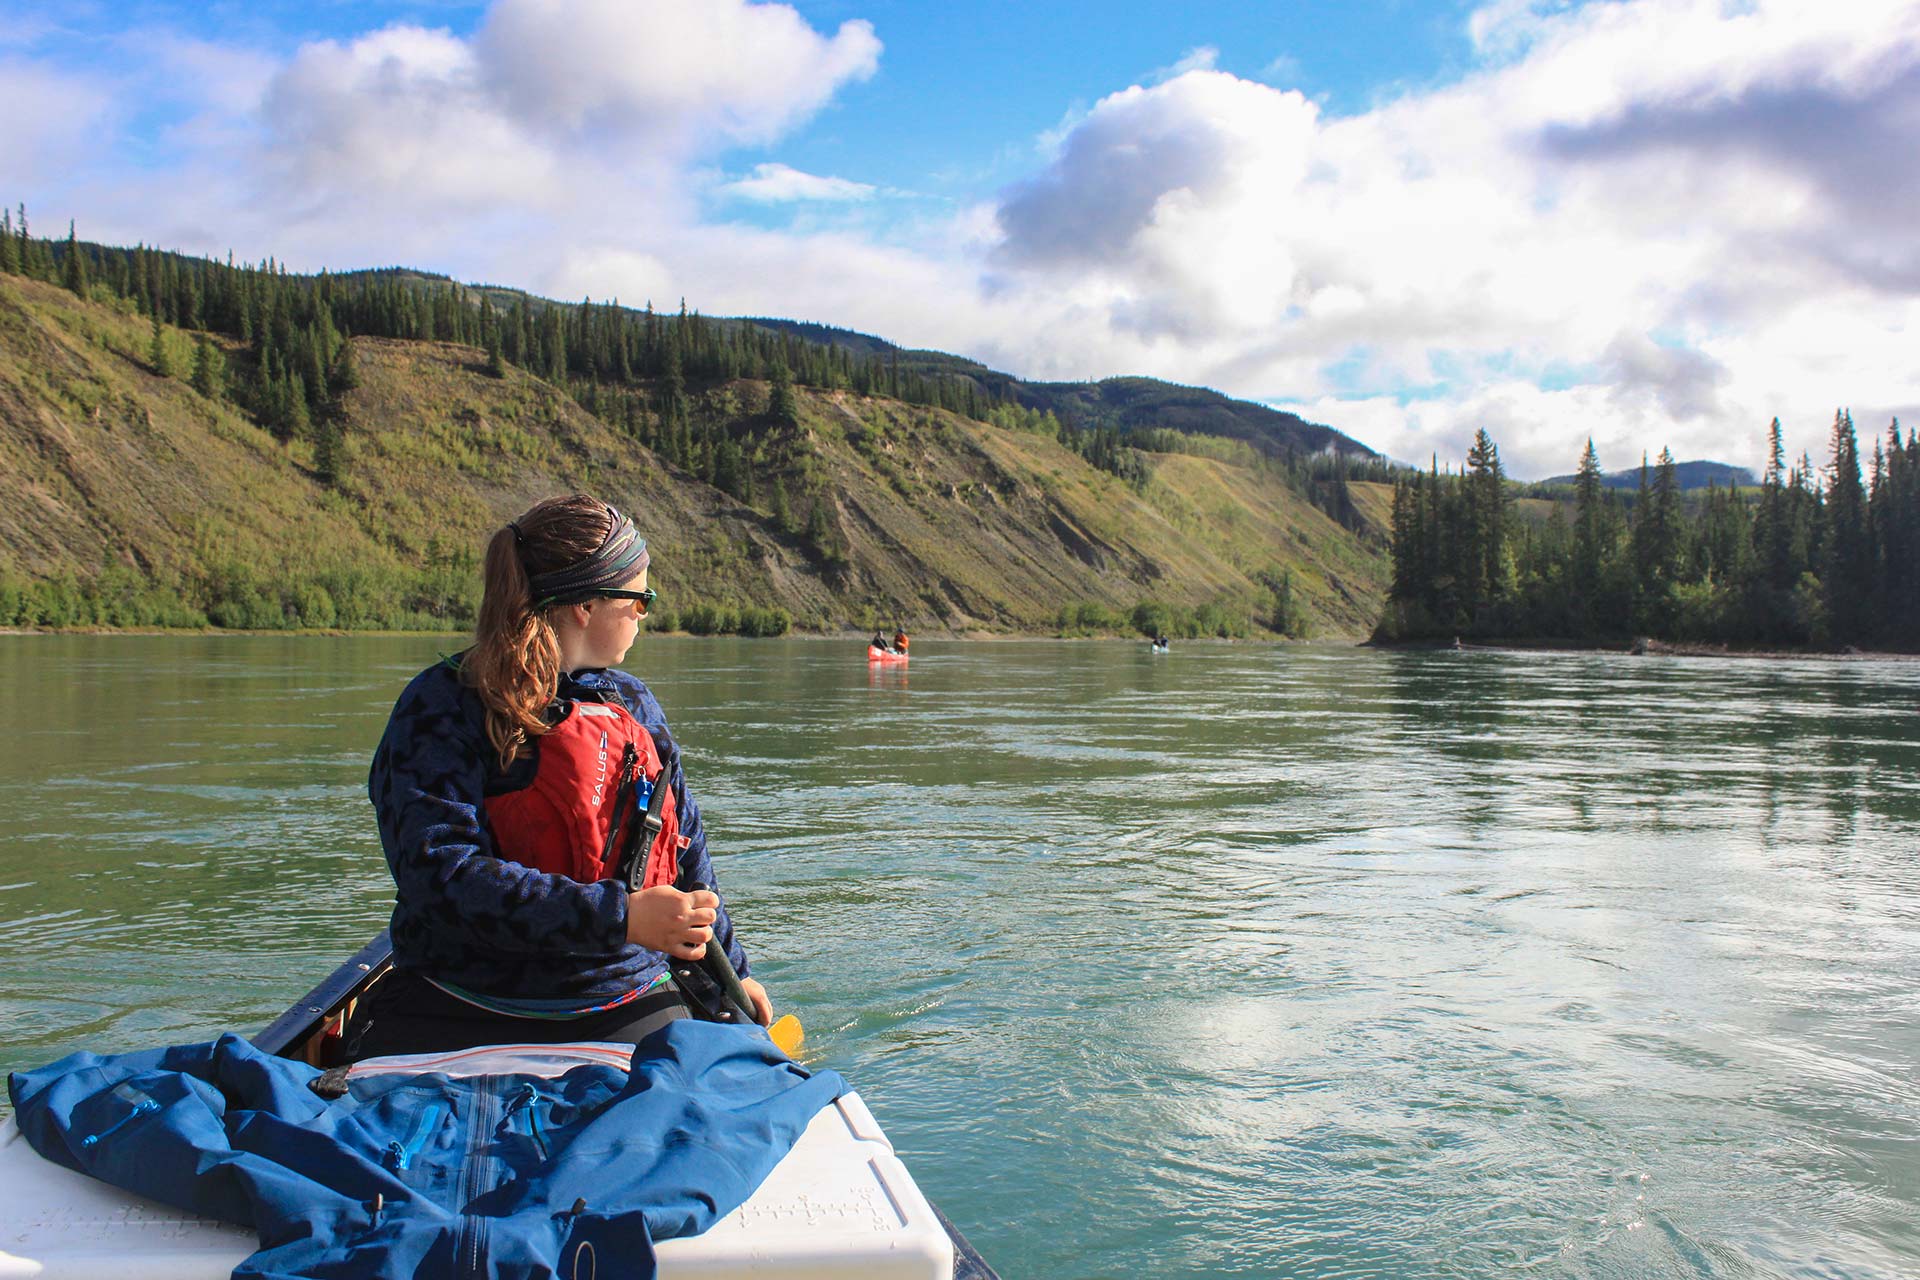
[456,1081,498,1279]
[384,1100,447,1171]
[82,1085,158,1148]
[509,1083,552,1160]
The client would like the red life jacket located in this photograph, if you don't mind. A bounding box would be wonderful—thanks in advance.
[484,698,684,888]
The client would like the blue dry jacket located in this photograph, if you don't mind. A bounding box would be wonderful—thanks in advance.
[370,659,749,1004]
[8,1023,845,1280]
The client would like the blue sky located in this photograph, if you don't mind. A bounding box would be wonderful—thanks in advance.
[753,2,1481,211]
[5,0,1919,479]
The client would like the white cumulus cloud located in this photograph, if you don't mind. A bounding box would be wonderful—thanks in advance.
[66,0,885,281]
[980,0,1920,477]
[0,59,115,193]
[474,0,879,148]
[720,163,877,203]
[260,25,560,216]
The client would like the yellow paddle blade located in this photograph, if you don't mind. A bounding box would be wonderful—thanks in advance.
[769,1013,804,1057]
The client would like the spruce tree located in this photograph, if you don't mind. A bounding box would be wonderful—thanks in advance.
[1758,416,1792,589]
[328,337,360,394]
[0,211,15,275]
[148,313,172,377]
[1388,479,1418,601]
[190,334,222,398]
[769,362,798,424]
[1879,421,1913,643]
[1628,455,1654,627]
[770,475,793,533]
[1463,428,1507,624]
[542,310,566,380]
[61,221,88,297]
[715,436,745,498]
[1272,568,1304,638]
[1626,447,1681,634]
[1650,447,1681,579]
[1822,410,1870,642]
[314,418,343,488]
[285,372,311,443]
[237,277,255,344]
[1572,439,1605,581]
[804,491,833,557]
[303,338,329,413]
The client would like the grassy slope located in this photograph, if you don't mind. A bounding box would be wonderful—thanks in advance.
[0,276,1391,637]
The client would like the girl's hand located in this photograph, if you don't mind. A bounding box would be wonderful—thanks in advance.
[740,977,773,1027]
[626,885,717,957]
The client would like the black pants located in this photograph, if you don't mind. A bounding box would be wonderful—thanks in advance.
[341,970,690,1063]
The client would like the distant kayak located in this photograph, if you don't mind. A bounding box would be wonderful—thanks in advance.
[868,645,909,663]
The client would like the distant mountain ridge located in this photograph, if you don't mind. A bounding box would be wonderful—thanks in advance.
[741,318,1372,460]
[1537,459,1756,491]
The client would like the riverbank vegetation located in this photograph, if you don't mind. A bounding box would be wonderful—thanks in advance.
[1377,418,1920,651]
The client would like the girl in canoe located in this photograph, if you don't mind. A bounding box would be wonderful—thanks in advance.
[344,493,773,1059]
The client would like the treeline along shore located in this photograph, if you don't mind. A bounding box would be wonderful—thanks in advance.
[0,213,1397,639]
[9,211,1906,653]
[1376,421,1920,653]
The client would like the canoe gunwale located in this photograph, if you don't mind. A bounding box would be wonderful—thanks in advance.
[252,929,394,1061]
[251,933,1000,1280]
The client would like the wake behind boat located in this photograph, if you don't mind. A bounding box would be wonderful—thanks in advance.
[0,932,999,1280]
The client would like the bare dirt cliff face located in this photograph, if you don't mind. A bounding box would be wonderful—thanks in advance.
[0,276,1390,636]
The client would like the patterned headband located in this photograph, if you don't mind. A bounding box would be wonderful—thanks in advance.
[527,506,649,608]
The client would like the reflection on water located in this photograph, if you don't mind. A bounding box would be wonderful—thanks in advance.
[2,635,1917,1279]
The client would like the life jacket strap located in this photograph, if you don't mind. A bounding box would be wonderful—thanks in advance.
[622,749,675,892]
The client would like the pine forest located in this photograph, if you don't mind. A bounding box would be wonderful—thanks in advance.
[1378,421,1920,651]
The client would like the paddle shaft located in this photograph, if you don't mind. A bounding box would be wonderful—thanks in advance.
[619,756,790,1041]
[682,880,761,1025]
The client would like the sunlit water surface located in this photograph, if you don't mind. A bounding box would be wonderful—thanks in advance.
[1,635,1917,1279]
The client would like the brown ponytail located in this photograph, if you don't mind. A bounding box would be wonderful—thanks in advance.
[464,494,615,769]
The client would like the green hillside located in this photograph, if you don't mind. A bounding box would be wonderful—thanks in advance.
[0,266,1391,638]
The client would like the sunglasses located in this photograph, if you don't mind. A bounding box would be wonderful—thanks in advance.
[597,587,657,613]
[535,587,657,613]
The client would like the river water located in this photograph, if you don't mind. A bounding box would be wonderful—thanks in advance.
[1,635,1916,1279]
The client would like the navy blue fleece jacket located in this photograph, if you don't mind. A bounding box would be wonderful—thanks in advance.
[368,659,749,1003]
